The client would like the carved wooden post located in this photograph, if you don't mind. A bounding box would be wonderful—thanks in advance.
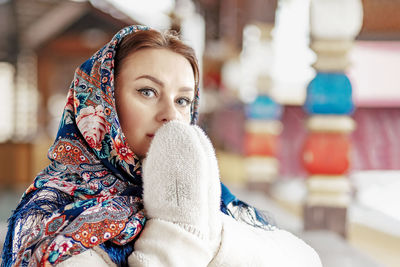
[302,0,363,237]
[242,24,283,194]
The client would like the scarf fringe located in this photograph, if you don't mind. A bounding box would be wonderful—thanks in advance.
[1,187,71,267]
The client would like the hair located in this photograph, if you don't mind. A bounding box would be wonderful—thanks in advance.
[114,29,199,90]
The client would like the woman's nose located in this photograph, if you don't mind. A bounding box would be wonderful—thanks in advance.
[156,100,179,122]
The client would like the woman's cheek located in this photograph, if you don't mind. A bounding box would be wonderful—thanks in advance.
[183,109,191,123]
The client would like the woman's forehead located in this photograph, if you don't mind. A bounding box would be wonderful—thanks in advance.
[117,48,196,88]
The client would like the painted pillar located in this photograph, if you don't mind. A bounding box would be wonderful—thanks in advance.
[245,89,283,194]
[242,24,283,194]
[302,0,363,237]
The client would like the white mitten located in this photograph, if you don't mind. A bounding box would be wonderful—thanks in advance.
[192,124,222,247]
[128,121,222,267]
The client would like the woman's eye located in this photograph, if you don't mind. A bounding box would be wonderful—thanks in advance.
[177,98,192,107]
[138,88,156,98]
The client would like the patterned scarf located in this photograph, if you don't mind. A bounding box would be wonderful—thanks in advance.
[1,25,271,267]
[1,25,196,266]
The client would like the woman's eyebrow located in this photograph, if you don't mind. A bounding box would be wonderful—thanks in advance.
[180,87,194,92]
[136,75,164,87]
[136,74,194,92]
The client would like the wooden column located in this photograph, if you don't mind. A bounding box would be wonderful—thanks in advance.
[303,0,363,238]
[241,24,283,194]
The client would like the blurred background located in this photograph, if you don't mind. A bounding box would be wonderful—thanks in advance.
[0,0,399,266]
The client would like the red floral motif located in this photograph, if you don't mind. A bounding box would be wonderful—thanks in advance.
[65,219,125,248]
[112,136,135,165]
[76,106,109,150]
[109,187,118,195]
[52,141,90,165]
[58,241,71,253]
[89,183,99,191]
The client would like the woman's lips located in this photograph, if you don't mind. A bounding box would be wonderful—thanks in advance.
[146,134,155,138]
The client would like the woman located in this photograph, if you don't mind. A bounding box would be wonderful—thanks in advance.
[1,25,321,267]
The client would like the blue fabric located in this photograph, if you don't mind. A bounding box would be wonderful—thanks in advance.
[100,241,135,267]
[221,183,236,206]
[220,183,274,227]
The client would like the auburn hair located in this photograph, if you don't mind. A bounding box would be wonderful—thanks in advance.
[114,29,199,90]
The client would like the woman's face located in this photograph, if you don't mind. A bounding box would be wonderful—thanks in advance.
[115,48,196,159]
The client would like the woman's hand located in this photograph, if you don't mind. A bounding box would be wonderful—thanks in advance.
[129,121,222,266]
[142,121,221,241]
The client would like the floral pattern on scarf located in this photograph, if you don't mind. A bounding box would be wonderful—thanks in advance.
[1,25,201,267]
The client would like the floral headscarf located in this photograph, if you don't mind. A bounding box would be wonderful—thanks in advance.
[1,25,200,266]
[1,25,270,267]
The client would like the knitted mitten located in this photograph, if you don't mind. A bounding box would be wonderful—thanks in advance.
[128,121,222,267]
[192,124,222,247]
